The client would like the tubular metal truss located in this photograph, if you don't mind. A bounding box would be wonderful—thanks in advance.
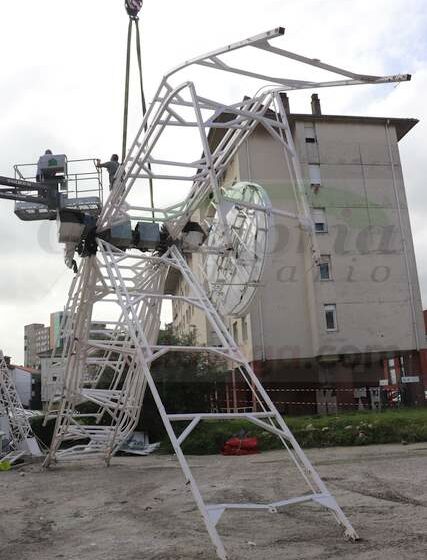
[45,242,165,463]
[45,240,358,558]
[44,28,411,557]
[98,27,409,239]
[0,351,41,461]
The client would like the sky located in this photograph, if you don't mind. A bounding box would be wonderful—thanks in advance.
[1,0,427,363]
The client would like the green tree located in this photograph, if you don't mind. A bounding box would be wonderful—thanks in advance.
[139,326,227,440]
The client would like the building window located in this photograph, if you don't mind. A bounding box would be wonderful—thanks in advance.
[304,123,316,143]
[308,164,321,187]
[319,255,332,281]
[312,208,327,233]
[324,304,337,331]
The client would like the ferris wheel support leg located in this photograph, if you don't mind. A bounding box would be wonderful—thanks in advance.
[44,239,357,554]
[168,245,359,543]
[44,257,99,468]
[239,367,359,539]
[96,254,228,559]
[92,241,228,558]
[101,262,166,465]
[141,366,228,560]
[96,242,357,557]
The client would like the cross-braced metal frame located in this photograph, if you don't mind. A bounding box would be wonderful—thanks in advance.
[44,28,410,558]
[0,351,41,462]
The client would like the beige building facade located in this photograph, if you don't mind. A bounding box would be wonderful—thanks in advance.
[24,323,50,369]
[172,97,426,413]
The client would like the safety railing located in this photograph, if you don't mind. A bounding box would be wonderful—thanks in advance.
[14,157,104,207]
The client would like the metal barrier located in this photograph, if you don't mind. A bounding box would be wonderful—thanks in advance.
[216,385,423,414]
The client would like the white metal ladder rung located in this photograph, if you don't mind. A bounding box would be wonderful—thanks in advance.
[167,412,276,421]
[205,492,337,527]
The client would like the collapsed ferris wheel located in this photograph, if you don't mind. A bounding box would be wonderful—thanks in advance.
[0,4,412,559]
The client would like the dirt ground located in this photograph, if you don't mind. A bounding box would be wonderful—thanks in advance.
[1,443,426,560]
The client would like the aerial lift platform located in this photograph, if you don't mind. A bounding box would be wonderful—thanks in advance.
[0,154,105,269]
[0,154,103,222]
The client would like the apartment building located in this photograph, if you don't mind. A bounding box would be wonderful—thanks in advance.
[171,95,426,413]
[24,323,50,369]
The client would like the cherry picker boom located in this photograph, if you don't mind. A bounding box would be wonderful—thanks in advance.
[0,174,61,218]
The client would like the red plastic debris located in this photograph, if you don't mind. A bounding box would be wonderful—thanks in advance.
[221,436,259,456]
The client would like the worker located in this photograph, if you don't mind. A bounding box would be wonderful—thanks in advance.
[96,154,120,190]
[36,149,53,182]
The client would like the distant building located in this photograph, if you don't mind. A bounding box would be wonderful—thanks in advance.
[40,320,108,409]
[7,364,41,410]
[39,349,62,408]
[24,323,50,369]
[23,311,65,371]
[172,95,426,413]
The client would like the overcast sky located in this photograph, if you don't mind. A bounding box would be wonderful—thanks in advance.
[1,0,427,363]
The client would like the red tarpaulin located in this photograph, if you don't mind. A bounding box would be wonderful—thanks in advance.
[221,436,259,456]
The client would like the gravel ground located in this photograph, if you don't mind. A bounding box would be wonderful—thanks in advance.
[1,443,427,560]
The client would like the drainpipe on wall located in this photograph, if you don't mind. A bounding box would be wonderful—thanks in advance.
[385,121,420,350]
[258,298,266,362]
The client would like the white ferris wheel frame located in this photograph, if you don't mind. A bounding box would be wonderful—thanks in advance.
[43,27,411,559]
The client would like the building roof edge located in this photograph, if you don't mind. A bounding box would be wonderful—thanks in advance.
[288,113,419,141]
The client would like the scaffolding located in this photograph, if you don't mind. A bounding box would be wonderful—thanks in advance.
[0,352,41,464]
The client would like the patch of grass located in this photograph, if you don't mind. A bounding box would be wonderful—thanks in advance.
[160,408,427,454]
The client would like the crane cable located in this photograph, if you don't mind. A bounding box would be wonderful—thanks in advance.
[122,2,155,221]
[135,20,148,117]
[122,17,133,162]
